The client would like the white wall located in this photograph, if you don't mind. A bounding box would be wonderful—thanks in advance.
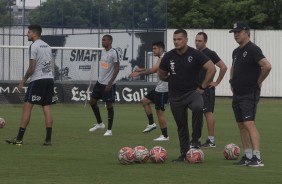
[15,0,47,9]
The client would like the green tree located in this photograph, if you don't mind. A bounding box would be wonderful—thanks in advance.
[168,0,282,29]
[28,0,167,29]
[0,0,14,26]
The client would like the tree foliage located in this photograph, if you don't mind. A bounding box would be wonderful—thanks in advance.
[168,0,282,29]
[0,0,14,26]
[26,0,282,30]
[28,0,167,29]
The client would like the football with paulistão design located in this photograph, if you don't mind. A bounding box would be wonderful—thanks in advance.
[149,146,167,163]
[186,148,204,164]
[223,143,240,160]
[0,117,5,128]
[118,147,135,165]
[133,146,149,163]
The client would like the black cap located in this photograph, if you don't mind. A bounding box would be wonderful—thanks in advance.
[229,21,250,33]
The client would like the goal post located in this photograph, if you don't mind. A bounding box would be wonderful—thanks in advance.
[0,45,103,81]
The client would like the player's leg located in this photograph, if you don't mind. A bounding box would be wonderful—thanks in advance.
[170,92,193,162]
[5,102,33,145]
[42,105,53,145]
[89,82,105,132]
[202,88,216,147]
[103,84,117,136]
[202,112,215,146]
[232,94,253,165]
[41,79,55,145]
[243,121,263,167]
[15,102,34,142]
[190,92,204,148]
[154,92,169,141]
[142,90,156,133]
[6,80,42,145]
[239,90,263,167]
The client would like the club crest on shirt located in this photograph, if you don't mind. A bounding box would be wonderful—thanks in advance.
[243,51,248,58]
[188,56,193,62]
[100,60,109,69]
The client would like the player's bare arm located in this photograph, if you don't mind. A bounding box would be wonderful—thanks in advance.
[18,59,36,91]
[209,60,227,87]
[130,58,161,77]
[158,68,170,82]
[201,60,216,89]
[257,58,272,88]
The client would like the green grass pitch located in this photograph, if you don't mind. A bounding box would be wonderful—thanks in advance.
[0,98,282,184]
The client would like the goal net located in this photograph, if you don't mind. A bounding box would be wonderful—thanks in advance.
[0,45,103,81]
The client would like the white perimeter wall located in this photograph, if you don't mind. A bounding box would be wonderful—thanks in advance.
[167,29,282,97]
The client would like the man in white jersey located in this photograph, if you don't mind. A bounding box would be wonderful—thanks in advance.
[129,41,169,141]
[6,24,56,146]
[89,35,120,136]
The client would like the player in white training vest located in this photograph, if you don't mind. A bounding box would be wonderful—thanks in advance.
[6,24,56,146]
[129,41,169,141]
[89,35,120,136]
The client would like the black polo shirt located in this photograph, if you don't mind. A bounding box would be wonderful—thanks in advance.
[231,41,265,95]
[159,46,210,97]
[198,48,221,84]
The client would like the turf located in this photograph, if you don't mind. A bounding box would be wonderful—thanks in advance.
[0,98,282,184]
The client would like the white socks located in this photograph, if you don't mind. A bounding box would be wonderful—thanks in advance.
[208,136,214,143]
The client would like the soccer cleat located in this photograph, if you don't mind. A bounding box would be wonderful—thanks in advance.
[43,140,52,146]
[89,122,105,132]
[233,155,251,165]
[5,137,23,146]
[190,142,201,149]
[103,130,112,136]
[153,135,169,141]
[172,155,186,162]
[201,139,216,148]
[247,155,264,167]
[142,123,157,133]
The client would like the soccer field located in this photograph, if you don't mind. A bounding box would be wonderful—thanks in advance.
[0,98,282,184]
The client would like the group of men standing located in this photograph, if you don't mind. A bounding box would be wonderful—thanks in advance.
[127,21,271,167]
[6,21,271,167]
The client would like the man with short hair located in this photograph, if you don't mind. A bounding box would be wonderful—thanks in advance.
[158,29,216,162]
[191,32,227,148]
[6,24,56,146]
[89,35,120,136]
[129,41,169,141]
[229,21,271,167]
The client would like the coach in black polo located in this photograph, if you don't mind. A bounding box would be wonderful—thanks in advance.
[158,29,216,162]
[229,21,271,167]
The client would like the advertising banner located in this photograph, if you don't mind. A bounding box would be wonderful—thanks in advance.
[0,81,156,104]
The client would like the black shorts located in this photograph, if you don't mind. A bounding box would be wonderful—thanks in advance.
[91,82,116,102]
[232,89,260,122]
[25,78,56,106]
[202,87,215,113]
[145,90,168,111]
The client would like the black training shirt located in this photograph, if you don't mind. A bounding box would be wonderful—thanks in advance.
[198,48,221,84]
[231,41,265,95]
[159,46,210,97]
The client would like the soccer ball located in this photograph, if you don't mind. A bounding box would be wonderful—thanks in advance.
[0,117,5,128]
[186,148,204,164]
[133,146,149,163]
[223,143,240,160]
[118,147,135,165]
[149,146,167,163]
